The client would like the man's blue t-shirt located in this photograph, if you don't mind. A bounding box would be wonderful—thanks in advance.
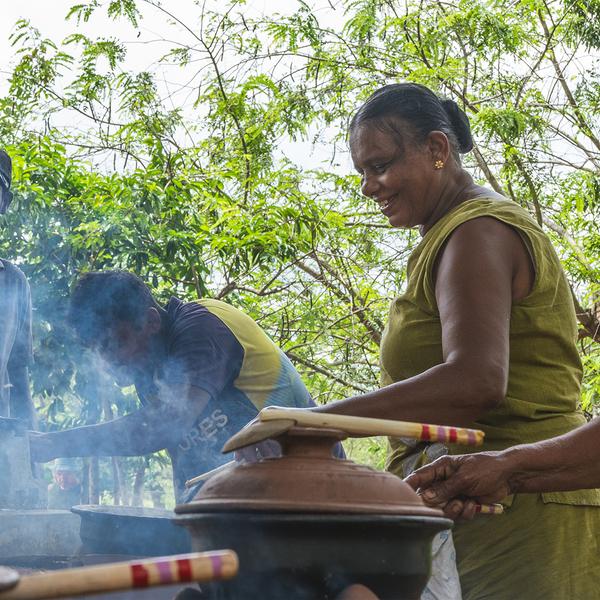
[135,297,343,502]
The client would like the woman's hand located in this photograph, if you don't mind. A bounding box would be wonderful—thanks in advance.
[234,439,281,463]
[405,452,513,519]
[335,584,381,600]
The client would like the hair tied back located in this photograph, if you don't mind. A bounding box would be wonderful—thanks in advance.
[441,99,473,154]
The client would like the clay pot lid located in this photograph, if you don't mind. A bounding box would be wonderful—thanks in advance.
[176,426,443,518]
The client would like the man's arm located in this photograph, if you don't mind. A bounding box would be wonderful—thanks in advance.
[30,385,211,462]
[405,418,600,516]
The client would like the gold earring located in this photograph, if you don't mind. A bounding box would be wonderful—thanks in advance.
[434,160,445,170]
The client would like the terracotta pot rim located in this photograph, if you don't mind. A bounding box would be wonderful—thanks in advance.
[175,499,444,517]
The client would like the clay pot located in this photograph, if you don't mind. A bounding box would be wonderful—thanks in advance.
[174,427,451,600]
[181,427,441,516]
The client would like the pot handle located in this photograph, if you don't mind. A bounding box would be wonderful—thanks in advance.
[0,551,238,599]
[259,407,485,446]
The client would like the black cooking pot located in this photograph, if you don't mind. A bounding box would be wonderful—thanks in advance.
[72,505,191,557]
[175,512,448,600]
[174,427,451,600]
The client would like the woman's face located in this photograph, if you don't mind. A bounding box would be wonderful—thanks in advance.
[351,123,442,229]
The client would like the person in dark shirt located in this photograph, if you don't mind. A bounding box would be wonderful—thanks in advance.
[29,270,339,502]
[47,457,82,510]
[0,149,35,427]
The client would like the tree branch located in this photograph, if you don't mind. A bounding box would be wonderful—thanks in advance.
[538,11,600,152]
[286,350,369,393]
[297,259,382,345]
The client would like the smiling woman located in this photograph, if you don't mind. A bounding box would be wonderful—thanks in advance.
[350,84,475,232]
[314,83,600,600]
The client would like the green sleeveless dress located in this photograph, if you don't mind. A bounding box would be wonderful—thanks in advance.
[382,198,600,600]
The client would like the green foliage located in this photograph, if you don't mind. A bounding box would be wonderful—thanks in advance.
[1,0,599,499]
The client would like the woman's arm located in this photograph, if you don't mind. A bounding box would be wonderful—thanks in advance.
[316,217,532,426]
[404,418,600,514]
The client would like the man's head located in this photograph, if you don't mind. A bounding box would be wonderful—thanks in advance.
[68,271,163,383]
[0,150,14,215]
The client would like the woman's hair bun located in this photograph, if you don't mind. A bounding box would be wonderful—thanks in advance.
[441,99,473,154]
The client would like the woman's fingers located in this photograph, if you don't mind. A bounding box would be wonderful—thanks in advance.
[444,498,479,521]
[234,439,281,463]
[405,455,461,500]
[461,499,479,520]
[420,476,473,506]
[233,447,257,462]
[444,499,466,519]
[335,584,381,600]
[255,439,281,459]
[406,452,511,512]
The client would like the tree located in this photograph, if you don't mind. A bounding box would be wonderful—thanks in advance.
[1,0,598,496]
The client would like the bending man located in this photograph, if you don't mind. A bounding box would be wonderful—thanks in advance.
[29,270,340,502]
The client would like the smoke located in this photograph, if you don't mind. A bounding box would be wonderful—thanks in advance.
[0,417,46,509]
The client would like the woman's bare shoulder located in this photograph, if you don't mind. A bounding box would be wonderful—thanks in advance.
[468,185,509,203]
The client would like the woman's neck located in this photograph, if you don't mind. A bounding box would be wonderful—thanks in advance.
[420,169,480,236]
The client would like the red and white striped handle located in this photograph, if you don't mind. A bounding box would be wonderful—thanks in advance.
[0,551,238,599]
[259,407,484,446]
[475,503,504,515]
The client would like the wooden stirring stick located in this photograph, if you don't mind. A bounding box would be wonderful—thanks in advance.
[185,460,236,489]
[222,418,296,453]
[0,551,238,599]
[475,503,504,515]
[222,408,484,454]
[259,407,485,446]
